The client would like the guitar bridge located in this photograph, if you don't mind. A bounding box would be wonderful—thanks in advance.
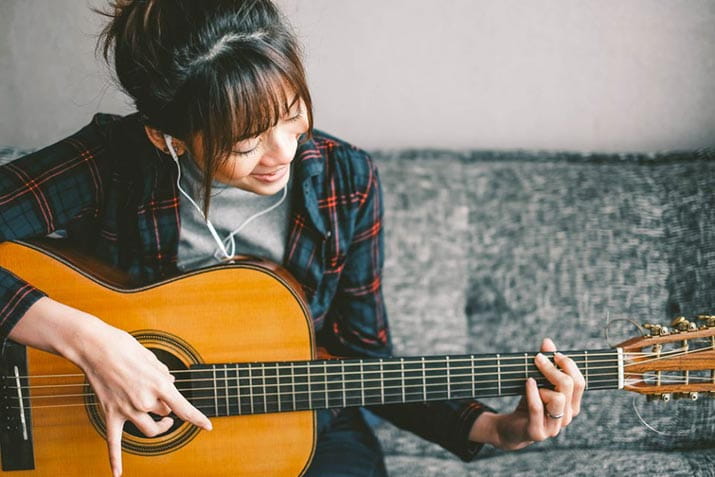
[0,340,35,471]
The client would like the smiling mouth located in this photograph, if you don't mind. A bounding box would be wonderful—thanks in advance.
[251,166,288,183]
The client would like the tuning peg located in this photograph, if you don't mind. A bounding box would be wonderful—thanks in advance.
[697,315,715,327]
[643,323,670,336]
[646,393,672,402]
[671,316,689,331]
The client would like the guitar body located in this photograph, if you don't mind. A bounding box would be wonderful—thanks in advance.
[0,240,316,476]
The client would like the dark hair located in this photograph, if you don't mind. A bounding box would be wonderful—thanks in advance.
[97,0,313,214]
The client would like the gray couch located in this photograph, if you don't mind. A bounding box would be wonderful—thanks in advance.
[1,146,714,476]
[372,149,715,476]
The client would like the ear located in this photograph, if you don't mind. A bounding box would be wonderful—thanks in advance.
[144,125,187,156]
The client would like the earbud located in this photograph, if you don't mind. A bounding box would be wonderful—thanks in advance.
[164,134,179,161]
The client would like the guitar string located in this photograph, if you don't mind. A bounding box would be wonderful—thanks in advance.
[4,342,699,398]
[8,356,623,391]
[5,344,710,408]
[4,347,684,382]
[15,372,710,407]
[6,343,702,393]
[5,349,661,381]
[16,366,625,400]
[12,370,710,410]
[11,375,629,411]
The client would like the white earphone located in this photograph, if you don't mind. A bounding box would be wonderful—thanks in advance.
[163,133,287,261]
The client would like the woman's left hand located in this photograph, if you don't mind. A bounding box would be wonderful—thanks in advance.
[469,338,586,450]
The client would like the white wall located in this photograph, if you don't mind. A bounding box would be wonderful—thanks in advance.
[1,0,714,152]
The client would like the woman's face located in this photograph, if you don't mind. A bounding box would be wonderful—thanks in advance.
[192,96,309,195]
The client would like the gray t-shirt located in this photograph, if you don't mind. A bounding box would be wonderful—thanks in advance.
[176,154,292,271]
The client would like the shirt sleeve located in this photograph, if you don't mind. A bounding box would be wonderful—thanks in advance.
[0,115,112,340]
[320,153,494,461]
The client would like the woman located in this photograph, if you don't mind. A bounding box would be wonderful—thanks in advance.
[0,1,584,476]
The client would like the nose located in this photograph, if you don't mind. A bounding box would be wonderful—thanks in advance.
[261,127,297,167]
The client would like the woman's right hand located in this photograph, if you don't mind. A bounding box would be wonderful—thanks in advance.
[10,297,212,477]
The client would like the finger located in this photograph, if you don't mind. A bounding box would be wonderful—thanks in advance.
[535,353,574,423]
[535,353,574,396]
[152,400,173,417]
[131,412,174,437]
[539,388,566,436]
[524,377,546,441]
[540,338,557,353]
[160,385,212,430]
[554,352,585,417]
[105,415,124,477]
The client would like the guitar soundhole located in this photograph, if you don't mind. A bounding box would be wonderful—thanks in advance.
[122,348,188,439]
[84,330,203,456]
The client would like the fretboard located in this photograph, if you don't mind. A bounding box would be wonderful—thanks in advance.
[187,349,621,418]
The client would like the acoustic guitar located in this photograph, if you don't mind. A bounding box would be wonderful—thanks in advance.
[0,240,713,476]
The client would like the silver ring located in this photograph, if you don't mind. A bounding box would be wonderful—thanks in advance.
[546,411,564,420]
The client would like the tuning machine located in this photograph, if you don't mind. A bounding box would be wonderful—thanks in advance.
[646,393,672,402]
[643,323,670,336]
[696,315,715,328]
[671,316,697,332]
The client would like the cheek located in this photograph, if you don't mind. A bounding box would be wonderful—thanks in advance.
[220,156,257,180]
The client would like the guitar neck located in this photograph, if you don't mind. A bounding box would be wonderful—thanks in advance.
[188,349,622,418]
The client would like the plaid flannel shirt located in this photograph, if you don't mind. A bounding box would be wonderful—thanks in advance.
[0,113,489,460]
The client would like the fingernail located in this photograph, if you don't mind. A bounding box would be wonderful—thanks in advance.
[535,353,546,362]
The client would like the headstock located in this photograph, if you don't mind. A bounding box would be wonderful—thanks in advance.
[616,315,715,401]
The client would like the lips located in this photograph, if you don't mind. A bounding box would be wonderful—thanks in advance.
[251,166,288,183]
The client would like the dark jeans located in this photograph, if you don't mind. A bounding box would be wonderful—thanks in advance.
[304,409,389,477]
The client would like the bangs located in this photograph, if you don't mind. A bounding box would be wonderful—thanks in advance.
[186,44,313,170]
[177,39,313,217]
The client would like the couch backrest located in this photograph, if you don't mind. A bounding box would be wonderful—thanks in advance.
[375,149,715,453]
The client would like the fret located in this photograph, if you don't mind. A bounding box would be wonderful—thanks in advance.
[291,362,296,411]
[449,356,473,400]
[307,363,313,409]
[239,364,242,415]
[293,361,309,411]
[343,360,363,407]
[212,365,219,417]
[423,358,448,401]
[276,363,282,412]
[446,356,451,399]
[584,351,589,389]
[261,363,267,413]
[497,354,502,396]
[363,360,382,405]
[263,363,279,413]
[360,360,365,406]
[379,358,385,404]
[237,364,251,415]
[341,362,347,408]
[470,355,475,398]
[324,362,329,407]
[223,365,229,416]
[403,358,423,403]
[277,362,293,413]
[400,358,406,403]
[524,353,529,382]
[248,364,255,414]
[421,357,426,401]
[325,361,344,408]
[307,362,326,409]
[324,361,346,409]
